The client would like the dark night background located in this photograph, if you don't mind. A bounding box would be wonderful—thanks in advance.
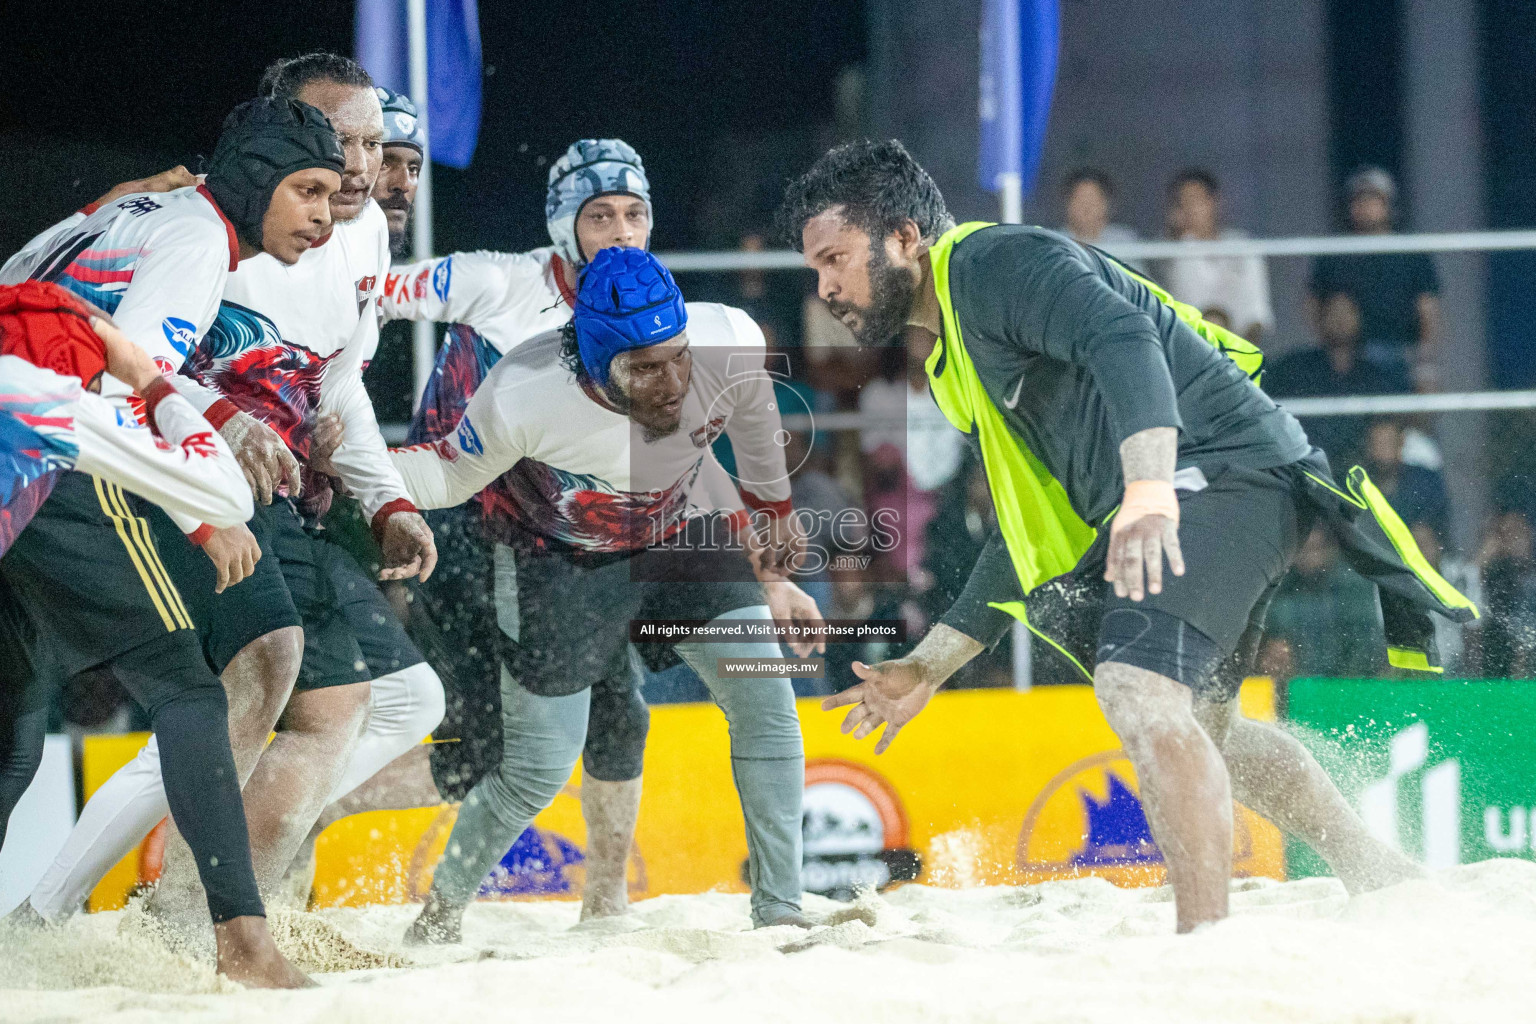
[0,0,866,258]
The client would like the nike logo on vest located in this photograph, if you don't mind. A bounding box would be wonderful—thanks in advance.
[1003,373,1025,409]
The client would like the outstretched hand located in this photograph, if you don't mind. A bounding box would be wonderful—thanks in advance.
[820,657,937,754]
[1104,511,1184,602]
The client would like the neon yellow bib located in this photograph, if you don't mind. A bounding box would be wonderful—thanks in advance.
[924,222,1264,627]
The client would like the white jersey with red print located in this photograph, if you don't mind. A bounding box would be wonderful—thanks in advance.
[381,245,572,350]
[0,357,251,556]
[390,302,789,553]
[0,186,239,413]
[179,200,414,526]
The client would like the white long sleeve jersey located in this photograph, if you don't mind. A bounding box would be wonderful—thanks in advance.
[390,302,790,553]
[181,200,412,523]
[0,187,239,416]
[0,356,252,557]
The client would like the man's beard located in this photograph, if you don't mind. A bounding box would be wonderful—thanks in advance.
[379,197,413,256]
[604,380,686,443]
[829,240,918,346]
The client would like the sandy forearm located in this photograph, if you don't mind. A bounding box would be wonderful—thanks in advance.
[1119,426,1177,485]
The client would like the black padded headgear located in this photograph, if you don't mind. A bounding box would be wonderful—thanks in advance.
[203,97,346,250]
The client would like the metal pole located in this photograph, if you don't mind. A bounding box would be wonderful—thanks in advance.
[999,171,1023,225]
[407,0,435,410]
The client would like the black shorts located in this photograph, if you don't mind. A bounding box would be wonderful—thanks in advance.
[1026,456,1317,700]
[153,499,422,687]
[150,501,300,674]
[0,472,198,677]
[497,519,765,698]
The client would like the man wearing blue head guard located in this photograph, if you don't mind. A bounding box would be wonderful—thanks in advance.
[305,142,789,923]
[389,247,820,940]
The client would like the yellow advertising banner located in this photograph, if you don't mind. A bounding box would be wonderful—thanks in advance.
[83,681,1282,912]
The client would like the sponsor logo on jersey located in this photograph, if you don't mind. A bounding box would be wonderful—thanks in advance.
[180,431,219,459]
[432,258,452,302]
[413,267,430,300]
[116,196,162,218]
[435,437,459,463]
[689,415,726,449]
[457,415,484,456]
[160,317,198,358]
[356,274,377,298]
[794,758,920,898]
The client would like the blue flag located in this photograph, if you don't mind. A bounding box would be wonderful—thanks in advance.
[978,0,1059,198]
[356,0,483,168]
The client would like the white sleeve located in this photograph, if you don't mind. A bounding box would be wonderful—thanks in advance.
[0,212,88,283]
[71,387,252,528]
[321,311,416,522]
[98,228,229,410]
[380,251,531,350]
[714,308,791,513]
[389,371,524,510]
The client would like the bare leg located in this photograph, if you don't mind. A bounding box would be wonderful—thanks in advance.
[1096,662,1232,932]
[150,681,371,920]
[223,628,304,781]
[579,777,642,920]
[1193,698,1422,893]
[281,744,446,903]
[214,916,314,989]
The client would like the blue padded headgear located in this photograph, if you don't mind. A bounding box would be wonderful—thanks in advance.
[546,139,652,267]
[375,86,425,153]
[573,247,686,387]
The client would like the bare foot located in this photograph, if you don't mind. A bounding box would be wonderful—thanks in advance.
[1337,846,1427,895]
[214,916,315,989]
[579,881,630,921]
[404,893,463,946]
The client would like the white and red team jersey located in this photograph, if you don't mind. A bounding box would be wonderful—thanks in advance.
[385,246,746,522]
[390,302,789,554]
[382,245,573,349]
[178,200,416,527]
[0,186,239,414]
[0,356,251,556]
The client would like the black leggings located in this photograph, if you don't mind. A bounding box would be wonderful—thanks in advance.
[105,629,265,923]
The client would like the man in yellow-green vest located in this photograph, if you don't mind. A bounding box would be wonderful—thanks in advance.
[777,140,1476,933]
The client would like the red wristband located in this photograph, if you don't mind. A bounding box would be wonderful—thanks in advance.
[371,498,420,542]
[203,398,240,431]
[187,523,214,546]
[139,376,176,434]
[740,489,793,519]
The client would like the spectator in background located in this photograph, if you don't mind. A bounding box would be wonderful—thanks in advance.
[1477,507,1536,678]
[1265,288,1414,464]
[1161,168,1275,343]
[1260,525,1384,680]
[1362,417,1449,542]
[1059,168,1142,269]
[1310,166,1441,389]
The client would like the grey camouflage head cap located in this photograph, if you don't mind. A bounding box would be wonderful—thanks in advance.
[545,139,652,267]
[375,86,425,153]
[1346,165,1396,203]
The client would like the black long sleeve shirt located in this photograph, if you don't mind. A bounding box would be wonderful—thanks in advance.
[935,225,1310,647]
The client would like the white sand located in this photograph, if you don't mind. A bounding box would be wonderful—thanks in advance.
[6,859,1536,1023]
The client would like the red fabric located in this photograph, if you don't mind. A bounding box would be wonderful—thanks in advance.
[138,376,176,434]
[196,185,241,270]
[371,497,420,542]
[551,253,577,307]
[739,489,792,519]
[202,398,240,430]
[187,523,215,547]
[0,281,107,386]
[79,202,100,216]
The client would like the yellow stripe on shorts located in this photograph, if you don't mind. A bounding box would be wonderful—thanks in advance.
[107,482,193,629]
[92,477,190,631]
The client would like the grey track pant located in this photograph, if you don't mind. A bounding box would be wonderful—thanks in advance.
[427,605,805,925]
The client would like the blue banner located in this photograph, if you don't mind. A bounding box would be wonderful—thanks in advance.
[978,0,1059,198]
[356,0,483,168]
